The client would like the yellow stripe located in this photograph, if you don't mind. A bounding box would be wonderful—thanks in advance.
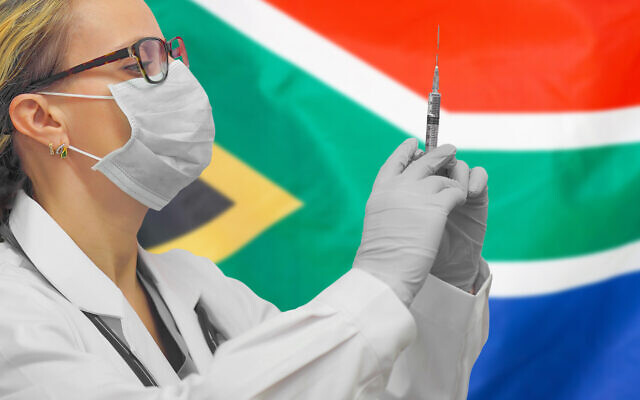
[148,144,303,263]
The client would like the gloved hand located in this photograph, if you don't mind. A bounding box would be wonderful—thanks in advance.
[353,138,467,307]
[429,159,489,293]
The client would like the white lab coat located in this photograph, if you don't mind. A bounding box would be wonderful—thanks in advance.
[0,189,491,399]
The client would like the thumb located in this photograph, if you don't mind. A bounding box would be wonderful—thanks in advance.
[375,138,418,183]
[435,182,467,213]
[402,144,457,180]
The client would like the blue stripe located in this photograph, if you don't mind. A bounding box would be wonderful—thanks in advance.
[470,271,640,399]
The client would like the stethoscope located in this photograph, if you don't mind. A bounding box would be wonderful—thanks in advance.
[0,224,225,387]
[82,298,224,387]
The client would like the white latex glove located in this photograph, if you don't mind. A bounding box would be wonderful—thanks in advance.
[353,138,467,307]
[429,159,489,293]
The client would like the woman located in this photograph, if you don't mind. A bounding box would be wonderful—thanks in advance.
[0,0,491,399]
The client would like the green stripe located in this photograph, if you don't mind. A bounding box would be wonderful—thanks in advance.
[462,145,640,261]
[149,0,640,308]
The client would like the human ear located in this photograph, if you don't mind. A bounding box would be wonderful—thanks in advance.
[9,94,69,147]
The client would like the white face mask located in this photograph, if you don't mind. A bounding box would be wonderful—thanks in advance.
[39,61,215,210]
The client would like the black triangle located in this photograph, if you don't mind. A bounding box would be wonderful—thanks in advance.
[137,179,233,248]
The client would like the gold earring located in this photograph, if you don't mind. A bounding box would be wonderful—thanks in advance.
[55,144,68,159]
[48,143,55,156]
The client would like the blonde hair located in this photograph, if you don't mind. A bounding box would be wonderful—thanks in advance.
[0,0,72,223]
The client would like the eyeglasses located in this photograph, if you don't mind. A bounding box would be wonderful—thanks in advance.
[29,36,189,89]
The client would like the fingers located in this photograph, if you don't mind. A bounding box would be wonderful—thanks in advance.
[438,186,467,212]
[424,176,466,212]
[411,148,425,162]
[449,160,470,195]
[422,175,463,193]
[468,167,489,198]
[375,138,418,183]
[402,144,457,180]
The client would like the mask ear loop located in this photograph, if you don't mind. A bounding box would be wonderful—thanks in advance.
[55,143,102,162]
[37,92,115,100]
[38,92,111,162]
[68,145,102,161]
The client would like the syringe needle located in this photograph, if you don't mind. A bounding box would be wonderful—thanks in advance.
[432,26,439,93]
[436,24,439,67]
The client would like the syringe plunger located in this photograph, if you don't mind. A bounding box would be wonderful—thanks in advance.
[425,25,441,152]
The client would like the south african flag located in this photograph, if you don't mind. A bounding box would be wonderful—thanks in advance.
[139,1,640,398]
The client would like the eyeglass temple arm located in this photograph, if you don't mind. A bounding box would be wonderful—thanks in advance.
[28,48,131,90]
[167,37,189,67]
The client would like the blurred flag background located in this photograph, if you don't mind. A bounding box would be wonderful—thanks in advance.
[139,0,640,398]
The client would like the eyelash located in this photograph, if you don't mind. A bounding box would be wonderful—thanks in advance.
[124,64,140,72]
[123,61,152,73]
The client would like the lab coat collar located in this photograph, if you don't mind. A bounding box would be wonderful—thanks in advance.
[137,245,210,371]
[137,244,202,313]
[9,189,126,319]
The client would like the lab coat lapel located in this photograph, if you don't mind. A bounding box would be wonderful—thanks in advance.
[8,190,183,385]
[119,298,182,385]
[8,189,124,319]
[138,246,214,373]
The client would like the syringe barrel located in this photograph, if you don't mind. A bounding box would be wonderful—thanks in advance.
[426,92,441,152]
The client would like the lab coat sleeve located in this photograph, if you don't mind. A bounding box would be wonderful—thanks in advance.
[0,267,416,400]
[381,258,492,400]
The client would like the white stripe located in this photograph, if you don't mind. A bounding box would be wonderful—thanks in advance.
[489,239,640,297]
[193,0,640,151]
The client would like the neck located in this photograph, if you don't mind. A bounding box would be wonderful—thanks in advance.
[33,183,147,293]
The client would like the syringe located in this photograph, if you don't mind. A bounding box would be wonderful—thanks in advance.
[425,25,440,152]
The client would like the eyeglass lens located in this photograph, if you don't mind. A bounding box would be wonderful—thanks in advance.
[138,39,168,83]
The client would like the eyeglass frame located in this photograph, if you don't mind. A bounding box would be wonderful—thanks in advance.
[27,36,189,90]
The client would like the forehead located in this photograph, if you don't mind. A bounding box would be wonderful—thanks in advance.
[66,0,163,66]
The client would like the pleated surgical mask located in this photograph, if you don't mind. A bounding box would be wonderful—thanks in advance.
[39,61,215,210]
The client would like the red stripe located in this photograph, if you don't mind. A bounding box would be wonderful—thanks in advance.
[265,0,640,112]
